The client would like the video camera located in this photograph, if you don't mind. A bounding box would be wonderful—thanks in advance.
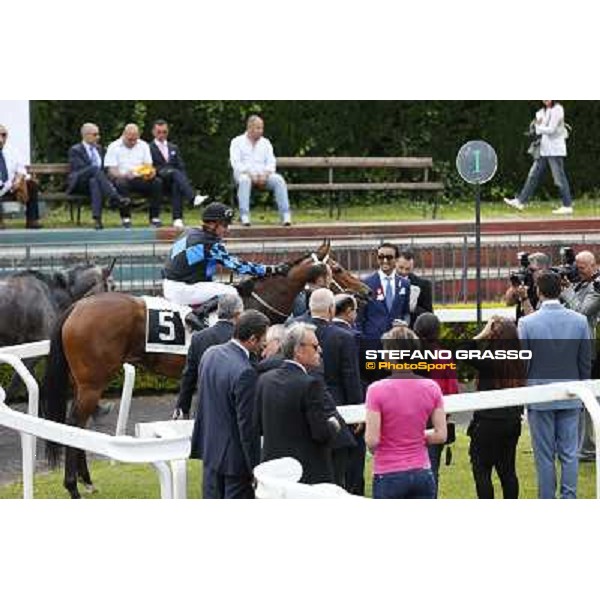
[509,252,532,287]
[551,246,579,284]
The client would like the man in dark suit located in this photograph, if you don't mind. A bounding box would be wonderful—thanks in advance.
[305,288,360,489]
[396,247,434,327]
[149,119,208,229]
[357,243,410,384]
[173,294,243,419]
[67,123,131,230]
[256,322,340,484]
[190,309,270,499]
[333,293,366,495]
[518,270,592,499]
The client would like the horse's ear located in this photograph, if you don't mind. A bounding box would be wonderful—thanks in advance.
[316,238,330,261]
[53,272,68,289]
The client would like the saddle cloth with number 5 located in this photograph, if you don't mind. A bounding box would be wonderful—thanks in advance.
[143,296,193,355]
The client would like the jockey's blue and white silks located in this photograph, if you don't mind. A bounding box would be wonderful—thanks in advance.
[162,227,267,284]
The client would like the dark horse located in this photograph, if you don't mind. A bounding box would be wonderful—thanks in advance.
[41,240,370,498]
[0,262,116,400]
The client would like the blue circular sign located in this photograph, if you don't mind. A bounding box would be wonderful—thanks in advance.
[456,140,498,185]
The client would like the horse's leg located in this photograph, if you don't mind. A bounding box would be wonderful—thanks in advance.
[63,386,99,499]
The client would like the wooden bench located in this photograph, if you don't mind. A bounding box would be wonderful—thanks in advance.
[277,156,445,218]
[27,163,87,224]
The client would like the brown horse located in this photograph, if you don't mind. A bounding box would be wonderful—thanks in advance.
[41,240,369,498]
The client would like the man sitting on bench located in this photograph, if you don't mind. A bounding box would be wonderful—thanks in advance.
[0,124,42,229]
[229,114,292,227]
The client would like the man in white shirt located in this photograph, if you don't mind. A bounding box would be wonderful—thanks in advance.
[104,123,163,228]
[229,115,291,227]
[0,124,42,229]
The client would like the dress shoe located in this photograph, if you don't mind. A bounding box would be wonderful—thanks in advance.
[26,220,43,229]
[193,194,209,207]
[122,217,132,229]
[150,218,163,228]
[93,218,104,231]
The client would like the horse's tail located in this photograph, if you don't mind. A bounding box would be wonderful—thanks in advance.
[41,305,75,467]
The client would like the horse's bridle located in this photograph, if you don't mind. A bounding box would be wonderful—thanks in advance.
[249,252,331,319]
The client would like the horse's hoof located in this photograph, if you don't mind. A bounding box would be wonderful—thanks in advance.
[69,491,82,499]
[83,483,97,494]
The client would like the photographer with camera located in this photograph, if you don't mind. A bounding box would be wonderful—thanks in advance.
[560,250,600,462]
[505,252,550,320]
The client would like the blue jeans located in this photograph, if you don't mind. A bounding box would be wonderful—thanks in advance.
[235,173,291,221]
[528,408,580,499]
[517,156,572,207]
[373,468,436,499]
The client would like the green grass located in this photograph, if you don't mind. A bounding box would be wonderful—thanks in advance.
[2,196,600,229]
[0,425,595,499]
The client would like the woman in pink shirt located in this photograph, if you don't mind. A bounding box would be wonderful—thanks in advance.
[365,326,447,499]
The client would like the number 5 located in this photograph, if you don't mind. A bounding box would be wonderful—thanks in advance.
[159,311,176,341]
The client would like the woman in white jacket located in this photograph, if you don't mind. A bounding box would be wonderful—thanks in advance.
[504,100,573,215]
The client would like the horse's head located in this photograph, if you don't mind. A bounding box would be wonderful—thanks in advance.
[328,258,372,305]
[62,261,116,302]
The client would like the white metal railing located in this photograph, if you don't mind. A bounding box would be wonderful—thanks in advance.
[0,348,187,499]
[137,380,600,499]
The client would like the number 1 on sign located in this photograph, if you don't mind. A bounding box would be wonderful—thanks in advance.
[473,149,481,174]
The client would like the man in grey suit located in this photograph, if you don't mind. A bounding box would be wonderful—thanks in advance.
[518,271,592,499]
[190,309,270,499]
[173,294,244,419]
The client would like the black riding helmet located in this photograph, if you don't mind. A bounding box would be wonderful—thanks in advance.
[202,202,234,225]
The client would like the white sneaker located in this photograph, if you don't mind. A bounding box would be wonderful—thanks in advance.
[240,215,251,226]
[173,218,185,229]
[552,206,573,215]
[503,197,525,211]
[193,194,209,207]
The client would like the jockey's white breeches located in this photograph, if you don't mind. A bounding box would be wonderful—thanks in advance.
[162,279,239,306]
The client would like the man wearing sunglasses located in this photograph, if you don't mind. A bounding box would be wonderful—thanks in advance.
[357,243,410,381]
[0,124,42,229]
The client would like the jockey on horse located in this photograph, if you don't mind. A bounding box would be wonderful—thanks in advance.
[162,201,289,329]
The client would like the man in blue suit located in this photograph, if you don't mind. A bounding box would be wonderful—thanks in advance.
[67,122,131,230]
[357,243,410,384]
[518,270,592,499]
[190,309,270,499]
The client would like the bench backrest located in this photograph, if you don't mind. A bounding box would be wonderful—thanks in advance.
[276,157,433,169]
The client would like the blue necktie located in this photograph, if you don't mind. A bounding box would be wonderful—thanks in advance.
[88,145,100,167]
[385,277,394,311]
[0,149,8,183]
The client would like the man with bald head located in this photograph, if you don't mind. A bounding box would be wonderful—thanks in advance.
[104,123,163,228]
[67,123,131,230]
[229,114,291,227]
[561,250,600,461]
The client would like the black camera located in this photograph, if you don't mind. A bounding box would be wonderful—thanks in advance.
[551,246,579,283]
[509,252,531,286]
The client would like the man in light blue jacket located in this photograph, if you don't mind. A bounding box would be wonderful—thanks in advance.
[518,270,592,499]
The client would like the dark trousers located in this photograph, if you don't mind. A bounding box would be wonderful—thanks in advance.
[0,180,40,223]
[468,419,521,499]
[332,447,349,489]
[71,170,124,218]
[202,466,255,499]
[159,168,195,220]
[113,176,163,220]
[345,429,366,496]
[427,444,444,498]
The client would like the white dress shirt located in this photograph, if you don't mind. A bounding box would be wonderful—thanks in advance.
[231,338,250,359]
[154,139,170,162]
[229,133,277,177]
[104,138,152,175]
[0,145,26,197]
[535,104,568,157]
[378,270,395,295]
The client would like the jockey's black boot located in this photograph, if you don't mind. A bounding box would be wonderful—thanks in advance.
[185,296,220,331]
